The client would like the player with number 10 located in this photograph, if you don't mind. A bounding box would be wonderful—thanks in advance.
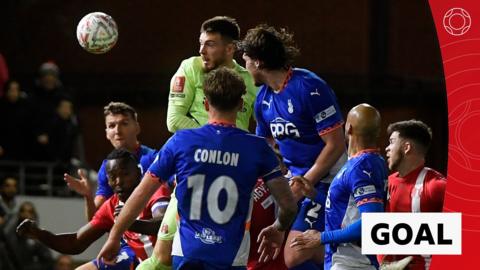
[97,67,297,269]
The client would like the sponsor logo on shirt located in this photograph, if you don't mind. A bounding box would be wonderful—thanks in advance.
[170,93,186,98]
[160,224,169,234]
[195,228,223,245]
[314,105,336,123]
[270,117,300,139]
[353,185,377,198]
[172,76,185,92]
[287,99,294,114]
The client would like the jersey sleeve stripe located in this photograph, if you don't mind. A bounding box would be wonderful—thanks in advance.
[356,197,383,207]
[318,121,344,136]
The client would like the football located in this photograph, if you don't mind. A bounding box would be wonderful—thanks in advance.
[76,12,118,54]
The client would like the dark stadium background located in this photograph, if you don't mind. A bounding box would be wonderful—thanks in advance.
[0,0,448,174]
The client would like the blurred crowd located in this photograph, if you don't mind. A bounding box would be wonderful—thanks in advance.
[0,56,81,164]
[0,175,74,270]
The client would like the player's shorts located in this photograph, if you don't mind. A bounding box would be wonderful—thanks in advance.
[93,241,138,269]
[173,256,246,270]
[157,189,178,241]
[291,182,329,232]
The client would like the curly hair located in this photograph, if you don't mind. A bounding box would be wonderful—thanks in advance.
[239,24,300,70]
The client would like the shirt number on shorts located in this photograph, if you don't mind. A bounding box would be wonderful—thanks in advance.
[187,174,239,224]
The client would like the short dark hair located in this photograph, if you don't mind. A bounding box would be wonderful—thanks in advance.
[387,120,433,154]
[203,67,246,112]
[239,24,300,70]
[200,16,240,42]
[104,102,137,121]
[106,148,139,164]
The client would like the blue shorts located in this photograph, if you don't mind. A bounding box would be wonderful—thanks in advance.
[291,182,329,232]
[93,242,138,270]
[172,256,246,270]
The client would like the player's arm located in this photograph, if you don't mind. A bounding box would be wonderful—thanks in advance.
[266,176,298,231]
[127,199,168,235]
[16,219,104,255]
[166,65,200,132]
[290,202,383,250]
[98,173,162,263]
[303,127,346,185]
[64,168,103,221]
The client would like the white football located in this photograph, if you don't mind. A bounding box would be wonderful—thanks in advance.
[76,12,118,54]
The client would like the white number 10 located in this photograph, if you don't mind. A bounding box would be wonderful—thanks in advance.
[187,174,239,224]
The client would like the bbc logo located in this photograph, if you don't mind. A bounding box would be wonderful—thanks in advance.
[362,213,461,255]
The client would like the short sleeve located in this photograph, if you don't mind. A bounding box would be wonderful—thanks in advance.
[258,140,282,182]
[349,161,385,207]
[95,160,114,198]
[254,89,272,138]
[90,199,114,231]
[306,81,343,135]
[147,135,177,182]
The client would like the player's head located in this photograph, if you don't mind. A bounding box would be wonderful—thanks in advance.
[4,79,21,103]
[105,148,142,202]
[38,61,60,91]
[240,24,299,86]
[54,255,73,270]
[345,103,381,145]
[385,119,432,171]
[1,176,18,201]
[199,16,240,72]
[18,201,37,222]
[104,102,140,151]
[56,98,73,120]
[203,66,246,113]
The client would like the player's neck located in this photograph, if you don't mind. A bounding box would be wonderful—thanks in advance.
[124,141,139,154]
[265,68,290,92]
[397,157,425,177]
[348,138,378,157]
[220,59,235,69]
[208,109,236,125]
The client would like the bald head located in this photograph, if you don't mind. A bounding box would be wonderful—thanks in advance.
[346,103,381,143]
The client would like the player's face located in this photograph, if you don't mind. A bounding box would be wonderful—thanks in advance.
[199,32,230,72]
[106,159,140,202]
[1,178,17,200]
[242,53,263,86]
[19,203,36,221]
[385,131,405,171]
[105,113,140,150]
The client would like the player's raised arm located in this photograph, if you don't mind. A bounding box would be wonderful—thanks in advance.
[166,62,200,132]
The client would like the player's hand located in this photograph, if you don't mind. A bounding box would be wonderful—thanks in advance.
[97,237,120,266]
[380,256,413,270]
[257,224,285,263]
[16,219,40,239]
[290,176,317,200]
[64,169,93,197]
[289,229,322,250]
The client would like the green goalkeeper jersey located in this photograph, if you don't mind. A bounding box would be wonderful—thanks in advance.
[166,56,257,132]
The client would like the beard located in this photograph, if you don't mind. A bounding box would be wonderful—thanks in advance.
[202,55,227,72]
[388,151,404,172]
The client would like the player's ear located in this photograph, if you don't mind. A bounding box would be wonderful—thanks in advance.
[403,141,412,155]
[226,42,236,56]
